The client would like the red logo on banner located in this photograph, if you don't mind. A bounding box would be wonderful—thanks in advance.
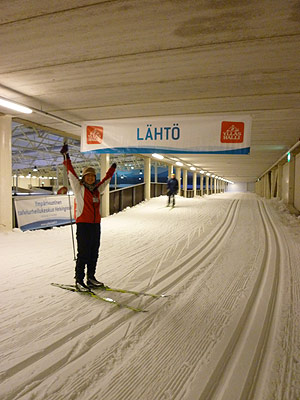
[221,121,244,143]
[86,126,103,144]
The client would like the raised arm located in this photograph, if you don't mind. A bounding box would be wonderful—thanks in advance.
[97,163,117,194]
[60,144,81,193]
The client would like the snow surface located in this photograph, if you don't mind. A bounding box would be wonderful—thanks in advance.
[0,193,300,400]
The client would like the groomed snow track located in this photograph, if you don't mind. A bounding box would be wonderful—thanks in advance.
[0,194,298,400]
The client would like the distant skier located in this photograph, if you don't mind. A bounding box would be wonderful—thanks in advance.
[60,144,116,291]
[167,173,179,207]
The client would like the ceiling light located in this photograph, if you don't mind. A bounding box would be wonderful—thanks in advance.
[200,170,205,174]
[175,161,183,166]
[206,173,211,176]
[152,153,164,160]
[190,167,196,171]
[0,98,32,114]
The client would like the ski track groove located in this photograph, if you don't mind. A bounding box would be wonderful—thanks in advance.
[0,198,230,398]
[59,200,251,399]
[4,198,237,400]
[85,198,276,399]
[199,199,282,400]
[1,195,297,399]
[263,203,300,400]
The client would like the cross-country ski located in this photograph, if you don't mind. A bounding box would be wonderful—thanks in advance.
[51,283,147,313]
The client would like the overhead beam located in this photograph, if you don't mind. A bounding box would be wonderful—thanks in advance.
[13,117,79,140]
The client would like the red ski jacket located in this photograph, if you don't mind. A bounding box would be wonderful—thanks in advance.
[63,159,115,223]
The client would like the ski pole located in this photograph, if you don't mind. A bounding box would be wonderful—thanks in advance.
[63,138,76,261]
[67,191,76,261]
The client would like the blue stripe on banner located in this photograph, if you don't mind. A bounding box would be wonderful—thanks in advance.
[83,147,250,155]
[20,219,74,231]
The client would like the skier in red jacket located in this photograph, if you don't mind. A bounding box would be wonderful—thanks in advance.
[61,144,116,291]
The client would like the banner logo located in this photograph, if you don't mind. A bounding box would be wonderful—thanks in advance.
[221,121,244,143]
[87,126,103,144]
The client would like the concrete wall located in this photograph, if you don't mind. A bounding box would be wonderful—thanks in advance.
[256,148,300,213]
[226,182,255,193]
[282,162,289,204]
[295,153,300,211]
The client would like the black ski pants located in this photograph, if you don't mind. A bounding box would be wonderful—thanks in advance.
[168,192,176,206]
[75,222,101,282]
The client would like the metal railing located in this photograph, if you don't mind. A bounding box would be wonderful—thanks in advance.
[109,182,168,214]
[13,182,216,228]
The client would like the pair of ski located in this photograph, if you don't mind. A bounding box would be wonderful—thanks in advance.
[51,282,167,313]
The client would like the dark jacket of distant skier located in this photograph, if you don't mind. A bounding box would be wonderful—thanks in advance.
[167,174,179,207]
[167,175,179,195]
[60,143,116,289]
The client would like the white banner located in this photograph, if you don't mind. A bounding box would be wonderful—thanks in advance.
[14,195,75,231]
[81,114,252,155]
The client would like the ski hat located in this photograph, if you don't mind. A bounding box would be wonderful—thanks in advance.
[82,166,96,177]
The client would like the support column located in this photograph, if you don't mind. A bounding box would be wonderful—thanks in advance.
[264,173,271,199]
[154,161,158,183]
[63,166,68,188]
[54,166,59,192]
[114,169,117,190]
[270,169,275,197]
[271,168,278,198]
[206,176,210,195]
[263,175,266,197]
[182,169,187,197]
[193,172,197,197]
[288,154,295,207]
[277,164,283,200]
[0,115,13,231]
[214,177,217,194]
[100,154,110,217]
[200,174,204,196]
[175,167,181,196]
[144,157,151,200]
[168,165,173,177]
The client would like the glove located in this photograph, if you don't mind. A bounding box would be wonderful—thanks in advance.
[111,163,117,169]
[60,144,68,154]
[60,144,70,159]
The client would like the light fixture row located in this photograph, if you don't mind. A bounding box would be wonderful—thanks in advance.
[13,175,57,179]
[0,97,32,114]
[151,153,233,184]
